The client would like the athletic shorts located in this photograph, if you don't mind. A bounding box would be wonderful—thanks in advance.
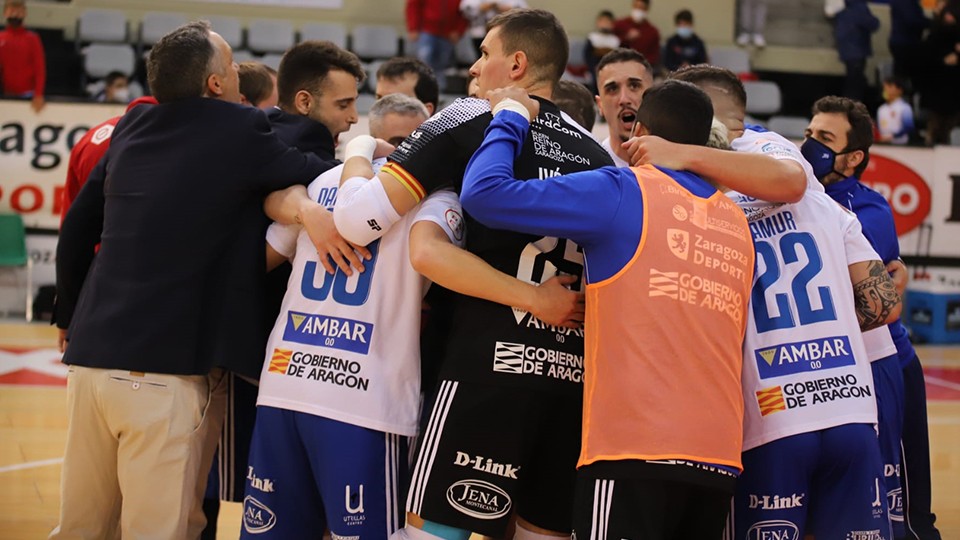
[573,475,731,540]
[240,406,409,540]
[732,424,891,540]
[872,354,905,535]
[406,379,582,537]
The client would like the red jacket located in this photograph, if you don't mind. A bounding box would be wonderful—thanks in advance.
[613,17,661,67]
[0,26,45,96]
[61,97,158,226]
[406,0,467,37]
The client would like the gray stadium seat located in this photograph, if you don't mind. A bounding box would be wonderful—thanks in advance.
[83,43,136,79]
[261,53,284,71]
[568,36,587,67]
[77,9,128,43]
[768,115,810,140]
[951,127,960,146]
[454,35,477,67]
[356,93,377,115]
[248,19,295,54]
[710,46,751,74]
[232,50,256,64]
[300,23,348,49]
[744,80,782,116]
[350,25,399,60]
[206,15,244,49]
[140,12,188,46]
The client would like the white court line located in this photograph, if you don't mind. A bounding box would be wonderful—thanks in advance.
[0,457,63,474]
[925,375,960,393]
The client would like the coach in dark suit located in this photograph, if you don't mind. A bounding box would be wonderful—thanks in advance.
[50,21,331,540]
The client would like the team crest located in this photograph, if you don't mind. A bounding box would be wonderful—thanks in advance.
[667,229,689,260]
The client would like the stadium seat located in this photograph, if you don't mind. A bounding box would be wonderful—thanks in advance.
[0,214,32,320]
[77,9,128,44]
[206,15,244,49]
[568,36,587,67]
[232,50,256,64]
[350,25,399,60]
[300,22,348,49]
[261,53,284,71]
[454,35,477,67]
[248,18,295,54]
[768,115,810,140]
[744,80,782,116]
[951,127,960,146]
[710,46,751,75]
[83,43,136,79]
[356,93,377,115]
[140,12,188,46]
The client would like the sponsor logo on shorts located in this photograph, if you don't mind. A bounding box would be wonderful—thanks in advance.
[283,310,373,355]
[888,487,904,522]
[268,348,370,391]
[247,466,275,493]
[446,479,512,520]
[242,496,277,534]
[748,493,804,510]
[755,336,856,380]
[746,520,799,540]
[846,531,883,540]
[756,374,872,416]
[454,452,520,479]
[493,341,582,382]
[344,484,365,526]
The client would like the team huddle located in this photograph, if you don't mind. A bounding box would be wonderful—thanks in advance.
[52,7,936,540]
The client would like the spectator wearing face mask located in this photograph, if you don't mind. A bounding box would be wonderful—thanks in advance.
[585,10,621,91]
[664,9,708,72]
[0,0,45,112]
[614,0,661,68]
[95,71,131,103]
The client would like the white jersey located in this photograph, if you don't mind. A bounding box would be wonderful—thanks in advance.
[877,98,913,145]
[257,161,465,436]
[600,137,629,167]
[736,190,880,451]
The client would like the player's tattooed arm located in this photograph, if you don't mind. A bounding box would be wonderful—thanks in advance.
[850,259,903,331]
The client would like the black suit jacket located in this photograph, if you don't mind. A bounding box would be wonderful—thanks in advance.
[57,97,329,377]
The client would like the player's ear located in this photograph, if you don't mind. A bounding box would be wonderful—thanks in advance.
[511,50,527,81]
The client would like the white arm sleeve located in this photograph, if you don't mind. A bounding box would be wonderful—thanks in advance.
[333,175,403,246]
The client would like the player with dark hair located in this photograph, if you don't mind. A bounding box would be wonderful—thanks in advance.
[376,56,440,115]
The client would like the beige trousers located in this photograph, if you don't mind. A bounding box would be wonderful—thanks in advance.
[49,366,227,540]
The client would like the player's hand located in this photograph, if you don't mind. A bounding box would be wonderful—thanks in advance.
[300,203,371,275]
[57,328,68,353]
[373,138,395,159]
[886,258,908,297]
[530,274,585,329]
[623,135,690,169]
[486,87,540,120]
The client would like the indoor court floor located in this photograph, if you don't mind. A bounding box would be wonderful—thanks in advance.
[1,322,957,539]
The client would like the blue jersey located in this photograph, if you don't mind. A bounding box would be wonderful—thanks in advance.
[824,176,915,366]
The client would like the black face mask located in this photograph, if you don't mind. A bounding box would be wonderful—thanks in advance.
[6,17,24,27]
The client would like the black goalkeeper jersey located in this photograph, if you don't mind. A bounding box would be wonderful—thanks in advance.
[387,96,614,392]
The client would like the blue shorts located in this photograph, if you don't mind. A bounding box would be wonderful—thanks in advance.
[240,406,409,540]
[733,424,891,540]
[872,355,905,536]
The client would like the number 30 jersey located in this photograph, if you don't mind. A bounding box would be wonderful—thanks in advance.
[736,190,881,451]
[257,162,465,437]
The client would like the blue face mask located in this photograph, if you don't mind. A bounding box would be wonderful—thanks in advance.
[800,137,846,181]
[676,26,693,39]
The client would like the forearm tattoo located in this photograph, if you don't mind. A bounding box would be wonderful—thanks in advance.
[854,260,901,331]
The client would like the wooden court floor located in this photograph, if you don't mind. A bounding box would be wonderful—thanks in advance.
[1,322,958,539]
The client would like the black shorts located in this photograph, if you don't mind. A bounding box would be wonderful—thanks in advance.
[572,473,732,540]
[406,379,582,536]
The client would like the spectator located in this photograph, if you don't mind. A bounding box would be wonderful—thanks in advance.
[553,79,597,132]
[369,92,430,146]
[0,0,45,112]
[890,0,930,82]
[664,9,708,72]
[877,75,915,144]
[736,0,769,47]
[459,0,527,55]
[238,61,278,110]
[614,0,661,68]
[406,0,467,92]
[834,0,880,101]
[585,10,621,91]
[375,56,439,114]
[94,71,130,103]
[918,0,960,145]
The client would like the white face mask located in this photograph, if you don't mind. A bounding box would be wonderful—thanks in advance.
[111,87,131,102]
[631,9,647,22]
